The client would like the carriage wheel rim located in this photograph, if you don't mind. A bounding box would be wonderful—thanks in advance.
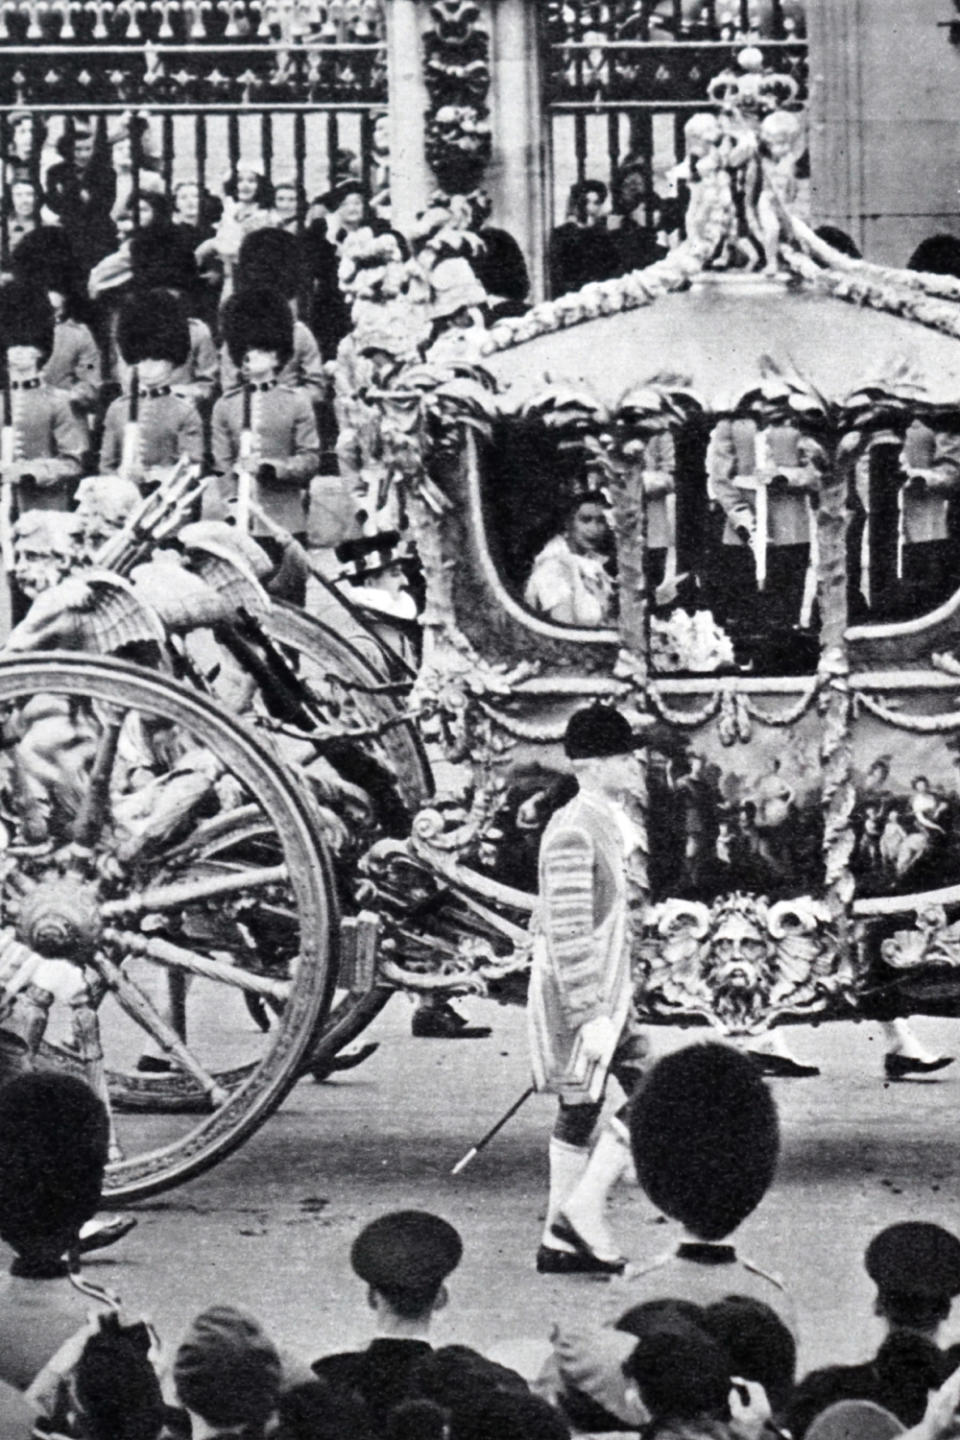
[0,653,338,1203]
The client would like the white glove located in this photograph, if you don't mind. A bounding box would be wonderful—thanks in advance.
[577,1014,618,1065]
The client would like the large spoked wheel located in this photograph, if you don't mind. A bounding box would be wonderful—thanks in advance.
[0,654,338,1203]
[252,605,432,1077]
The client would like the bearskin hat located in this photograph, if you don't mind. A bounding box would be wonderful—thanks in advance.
[0,281,55,362]
[117,288,191,368]
[0,1073,108,1262]
[9,227,83,312]
[236,228,301,300]
[221,286,294,370]
[130,224,200,299]
[629,1042,779,1240]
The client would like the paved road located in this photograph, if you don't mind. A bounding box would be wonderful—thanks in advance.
[56,1000,960,1382]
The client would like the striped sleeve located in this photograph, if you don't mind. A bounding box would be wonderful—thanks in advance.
[541,825,602,1023]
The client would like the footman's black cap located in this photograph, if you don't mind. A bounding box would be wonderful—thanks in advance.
[351,1210,462,1291]
[564,704,640,761]
[866,1223,960,1299]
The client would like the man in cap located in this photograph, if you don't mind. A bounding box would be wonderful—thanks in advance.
[0,281,87,514]
[310,1210,467,1433]
[173,1305,283,1440]
[99,288,204,485]
[784,1221,960,1437]
[530,703,648,1274]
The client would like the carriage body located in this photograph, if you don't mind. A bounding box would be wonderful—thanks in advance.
[375,255,960,1042]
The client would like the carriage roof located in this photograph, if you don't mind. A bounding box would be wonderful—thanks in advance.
[480,247,960,416]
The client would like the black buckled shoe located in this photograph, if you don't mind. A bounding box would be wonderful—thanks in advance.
[549,1215,627,1274]
[747,1051,821,1078]
[884,1053,955,1081]
[536,1244,624,1275]
[411,1002,492,1040]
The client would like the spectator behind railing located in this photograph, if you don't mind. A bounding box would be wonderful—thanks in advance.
[43,122,118,273]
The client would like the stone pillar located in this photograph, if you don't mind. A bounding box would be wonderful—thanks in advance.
[486,0,549,301]
[383,0,433,239]
[807,0,960,263]
[806,0,865,250]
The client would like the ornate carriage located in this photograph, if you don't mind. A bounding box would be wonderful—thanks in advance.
[7,79,960,1199]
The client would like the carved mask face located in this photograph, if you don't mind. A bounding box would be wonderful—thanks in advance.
[710,912,767,988]
[13,514,79,599]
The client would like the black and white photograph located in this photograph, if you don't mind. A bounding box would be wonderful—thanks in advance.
[2,6,960,1440]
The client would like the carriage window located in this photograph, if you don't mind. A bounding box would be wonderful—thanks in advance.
[850,425,960,625]
[482,417,618,632]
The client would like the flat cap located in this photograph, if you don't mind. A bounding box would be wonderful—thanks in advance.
[866,1223,960,1298]
[351,1210,462,1292]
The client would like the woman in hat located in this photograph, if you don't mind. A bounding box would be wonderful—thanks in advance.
[107,112,163,226]
[424,255,489,363]
[3,174,42,256]
[530,704,648,1274]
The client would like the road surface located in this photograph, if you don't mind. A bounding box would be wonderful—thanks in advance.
[52,1000,960,1382]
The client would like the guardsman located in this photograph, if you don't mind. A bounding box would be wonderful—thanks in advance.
[707,416,824,633]
[99,290,204,487]
[218,229,325,404]
[10,228,101,419]
[548,1044,791,1430]
[895,419,960,617]
[530,705,648,1275]
[0,280,87,514]
[210,286,319,604]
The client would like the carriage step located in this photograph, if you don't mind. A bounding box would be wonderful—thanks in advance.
[339,912,381,992]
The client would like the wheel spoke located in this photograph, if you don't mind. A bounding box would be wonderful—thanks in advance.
[70,980,124,1163]
[101,864,289,919]
[157,804,266,866]
[90,949,230,1107]
[103,927,292,1003]
[71,710,125,855]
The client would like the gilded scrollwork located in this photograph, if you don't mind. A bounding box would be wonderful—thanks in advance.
[635,891,857,1035]
[881,906,960,970]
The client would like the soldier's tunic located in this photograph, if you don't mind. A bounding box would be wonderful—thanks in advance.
[0,380,87,511]
[99,386,204,481]
[210,380,319,538]
[707,417,824,632]
[528,790,636,1101]
[42,318,101,415]
[219,320,325,403]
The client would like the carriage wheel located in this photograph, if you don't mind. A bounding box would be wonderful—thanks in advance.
[252,604,432,1077]
[0,653,338,1203]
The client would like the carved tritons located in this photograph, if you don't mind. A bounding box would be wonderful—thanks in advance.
[881,906,960,971]
[635,891,857,1035]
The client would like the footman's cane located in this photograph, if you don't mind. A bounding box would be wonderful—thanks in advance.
[450,1085,535,1175]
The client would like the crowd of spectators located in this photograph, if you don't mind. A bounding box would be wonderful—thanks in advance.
[1,1048,960,1440]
